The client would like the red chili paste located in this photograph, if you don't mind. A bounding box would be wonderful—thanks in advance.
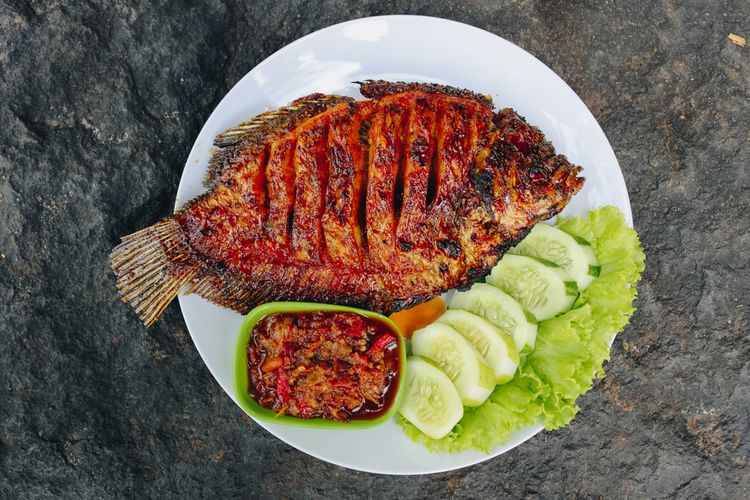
[247,311,400,421]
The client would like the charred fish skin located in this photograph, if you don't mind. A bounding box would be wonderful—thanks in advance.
[110,81,584,326]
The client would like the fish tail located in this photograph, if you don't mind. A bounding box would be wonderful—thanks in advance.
[110,218,199,326]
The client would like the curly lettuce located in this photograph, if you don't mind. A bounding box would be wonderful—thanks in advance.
[398,206,645,452]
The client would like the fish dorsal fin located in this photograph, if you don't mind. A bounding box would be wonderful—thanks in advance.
[213,93,353,147]
[358,80,494,108]
[205,93,354,187]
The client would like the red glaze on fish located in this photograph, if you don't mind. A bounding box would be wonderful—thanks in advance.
[110,81,584,326]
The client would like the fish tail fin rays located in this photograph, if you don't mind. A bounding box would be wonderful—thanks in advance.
[110,218,199,326]
[111,218,276,326]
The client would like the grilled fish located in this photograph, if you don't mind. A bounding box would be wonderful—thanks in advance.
[111,81,584,326]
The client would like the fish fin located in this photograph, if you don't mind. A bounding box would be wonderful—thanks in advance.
[111,217,279,324]
[184,270,266,314]
[110,219,199,326]
[212,93,350,147]
[357,80,493,108]
[204,93,354,188]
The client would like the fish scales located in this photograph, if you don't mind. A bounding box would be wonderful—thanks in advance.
[111,81,584,326]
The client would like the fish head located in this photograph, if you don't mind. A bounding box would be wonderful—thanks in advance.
[473,109,585,232]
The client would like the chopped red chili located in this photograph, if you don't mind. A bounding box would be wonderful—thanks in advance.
[275,367,290,406]
[367,334,397,356]
[247,311,400,421]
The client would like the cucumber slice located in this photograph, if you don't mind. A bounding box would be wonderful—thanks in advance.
[399,357,463,439]
[509,223,600,290]
[449,283,538,352]
[487,254,578,321]
[436,310,519,384]
[411,323,495,407]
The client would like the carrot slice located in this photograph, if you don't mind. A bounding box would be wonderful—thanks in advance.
[389,296,446,339]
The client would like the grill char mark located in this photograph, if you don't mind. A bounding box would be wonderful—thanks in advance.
[429,100,470,261]
[425,102,442,209]
[352,104,374,258]
[291,119,329,262]
[392,101,411,222]
[228,147,270,240]
[266,137,296,245]
[455,107,499,272]
[322,107,363,264]
[433,100,471,209]
[396,96,436,249]
[356,112,372,258]
[365,98,406,269]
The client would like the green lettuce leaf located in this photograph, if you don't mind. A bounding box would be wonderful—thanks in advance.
[397,206,645,452]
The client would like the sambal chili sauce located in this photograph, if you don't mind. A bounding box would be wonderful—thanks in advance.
[246,311,401,422]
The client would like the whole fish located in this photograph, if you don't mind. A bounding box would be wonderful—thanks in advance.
[111,81,584,326]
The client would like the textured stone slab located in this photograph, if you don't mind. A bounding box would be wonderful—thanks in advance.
[0,1,748,497]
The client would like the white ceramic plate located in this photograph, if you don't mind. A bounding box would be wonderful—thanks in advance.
[175,15,631,475]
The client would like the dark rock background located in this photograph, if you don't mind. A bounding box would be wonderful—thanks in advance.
[1,0,748,497]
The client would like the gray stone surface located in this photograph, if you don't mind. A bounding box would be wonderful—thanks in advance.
[1,0,748,497]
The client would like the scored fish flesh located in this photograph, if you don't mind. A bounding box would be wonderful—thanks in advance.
[111,81,584,326]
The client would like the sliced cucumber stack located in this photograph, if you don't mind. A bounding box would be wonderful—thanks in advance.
[509,223,600,290]
[411,323,496,407]
[487,254,578,321]
[449,283,538,352]
[436,310,519,384]
[399,357,464,439]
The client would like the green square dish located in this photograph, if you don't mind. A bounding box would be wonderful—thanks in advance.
[233,302,406,429]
